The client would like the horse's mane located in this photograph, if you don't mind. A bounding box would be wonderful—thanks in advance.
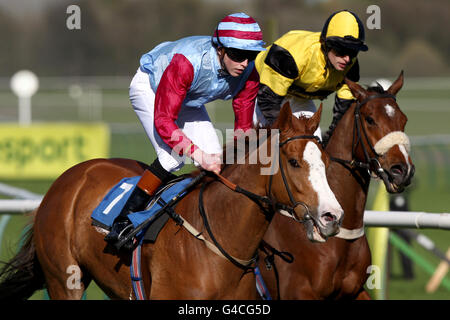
[221,125,273,171]
[322,83,387,147]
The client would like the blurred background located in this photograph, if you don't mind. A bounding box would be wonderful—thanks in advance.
[0,0,449,300]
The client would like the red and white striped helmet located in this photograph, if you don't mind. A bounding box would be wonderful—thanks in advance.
[212,13,266,51]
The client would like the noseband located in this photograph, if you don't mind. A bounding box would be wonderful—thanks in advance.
[330,93,397,179]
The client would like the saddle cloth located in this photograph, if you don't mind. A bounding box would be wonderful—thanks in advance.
[91,176,193,241]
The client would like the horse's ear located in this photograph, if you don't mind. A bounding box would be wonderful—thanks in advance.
[345,78,368,102]
[277,101,293,131]
[306,103,322,134]
[387,70,404,96]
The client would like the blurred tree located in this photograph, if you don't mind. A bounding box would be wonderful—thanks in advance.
[0,8,18,75]
[1,0,449,77]
[395,39,447,77]
[30,0,110,76]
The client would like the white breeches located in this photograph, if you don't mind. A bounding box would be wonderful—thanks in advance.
[129,68,222,172]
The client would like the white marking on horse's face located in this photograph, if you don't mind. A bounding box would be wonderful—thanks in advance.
[303,142,343,221]
[385,104,395,118]
[398,144,412,176]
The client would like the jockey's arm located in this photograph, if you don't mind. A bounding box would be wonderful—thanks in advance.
[333,59,360,117]
[232,67,260,135]
[154,54,221,173]
[256,44,298,125]
[153,54,198,157]
[256,85,285,126]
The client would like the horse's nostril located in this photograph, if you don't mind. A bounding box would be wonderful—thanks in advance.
[390,164,405,177]
[321,212,336,222]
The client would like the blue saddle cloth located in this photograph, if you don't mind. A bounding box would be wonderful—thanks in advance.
[91,176,193,239]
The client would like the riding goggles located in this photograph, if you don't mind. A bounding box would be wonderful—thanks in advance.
[225,48,259,63]
[332,46,358,59]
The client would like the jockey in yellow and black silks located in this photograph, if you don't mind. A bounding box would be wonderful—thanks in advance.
[253,10,368,137]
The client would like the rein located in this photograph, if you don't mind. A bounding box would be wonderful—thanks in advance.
[329,93,397,179]
[198,181,257,270]
[258,240,294,300]
[194,134,321,270]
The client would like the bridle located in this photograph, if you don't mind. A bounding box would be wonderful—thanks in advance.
[197,133,322,270]
[269,134,323,222]
[329,92,397,180]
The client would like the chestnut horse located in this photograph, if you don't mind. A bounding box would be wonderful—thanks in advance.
[0,103,343,300]
[259,72,415,299]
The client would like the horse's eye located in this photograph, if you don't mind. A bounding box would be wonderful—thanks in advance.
[288,159,300,168]
[365,116,376,126]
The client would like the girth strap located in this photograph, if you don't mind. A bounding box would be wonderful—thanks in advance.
[130,240,146,300]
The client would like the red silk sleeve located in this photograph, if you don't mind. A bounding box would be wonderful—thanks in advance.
[154,54,198,156]
[232,67,259,133]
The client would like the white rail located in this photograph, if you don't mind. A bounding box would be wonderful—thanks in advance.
[0,200,449,231]
[0,199,42,213]
[0,182,43,200]
[0,183,42,215]
[0,183,43,252]
[364,211,450,230]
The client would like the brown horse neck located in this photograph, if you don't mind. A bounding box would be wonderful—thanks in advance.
[325,107,371,230]
[201,162,271,265]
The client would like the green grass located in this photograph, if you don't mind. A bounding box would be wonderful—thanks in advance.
[1,85,449,300]
[387,229,450,300]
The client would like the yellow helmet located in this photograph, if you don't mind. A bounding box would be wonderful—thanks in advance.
[321,10,368,52]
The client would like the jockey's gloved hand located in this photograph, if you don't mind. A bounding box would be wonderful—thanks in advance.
[191,149,222,175]
[333,95,354,118]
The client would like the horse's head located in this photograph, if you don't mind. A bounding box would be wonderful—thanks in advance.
[271,103,343,242]
[345,71,415,193]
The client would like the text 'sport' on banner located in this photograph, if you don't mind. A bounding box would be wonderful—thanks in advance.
[0,123,110,179]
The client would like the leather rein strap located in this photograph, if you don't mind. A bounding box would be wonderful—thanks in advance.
[329,93,397,178]
[194,134,320,270]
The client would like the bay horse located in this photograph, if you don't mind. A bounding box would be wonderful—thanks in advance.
[0,103,343,300]
[259,72,415,300]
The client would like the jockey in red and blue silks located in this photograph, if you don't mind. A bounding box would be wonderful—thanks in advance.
[138,35,259,171]
[105,13,266,250]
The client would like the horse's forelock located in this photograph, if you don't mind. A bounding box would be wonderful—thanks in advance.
[323,84,389,146]
[366,83,386,94]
